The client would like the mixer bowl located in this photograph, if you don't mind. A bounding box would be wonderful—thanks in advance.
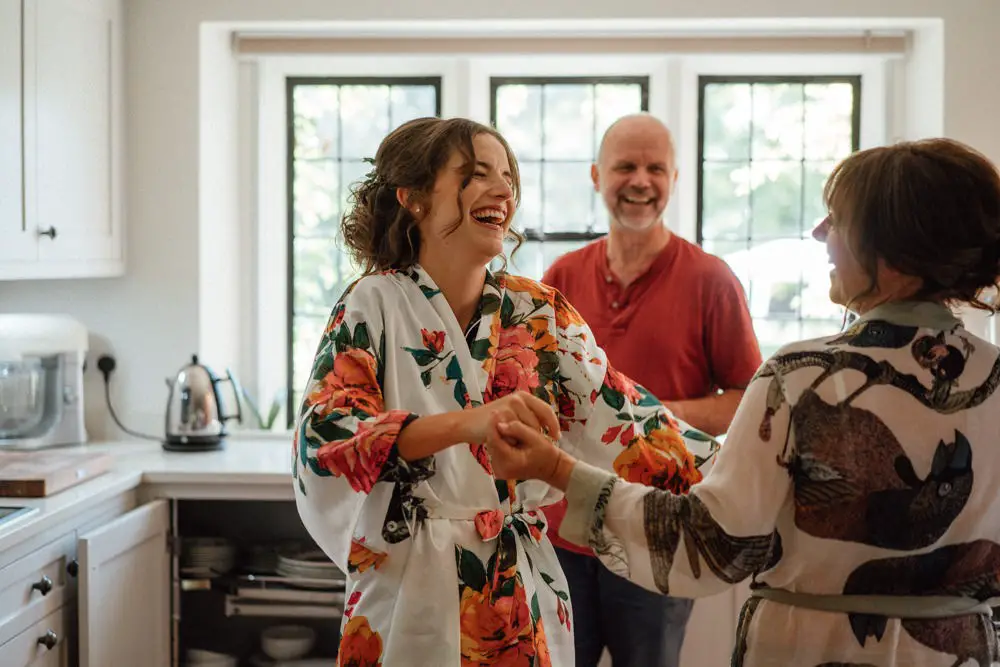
[0,359,47,438]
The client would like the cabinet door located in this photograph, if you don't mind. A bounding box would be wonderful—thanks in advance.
[0,605,70,667]
[78,500,170,667]
[23,0,123,271]
[0,0,35,263]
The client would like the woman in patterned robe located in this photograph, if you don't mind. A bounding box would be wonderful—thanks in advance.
[485,138,1000,666]
[292,117,717,667]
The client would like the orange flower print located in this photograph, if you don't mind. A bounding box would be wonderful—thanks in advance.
[308,348,384,417]
[459,578,535,667]
[474,509,505,541]
[600,423,636,447]
[348,538,388,574]
[527,317,558,353]
[552,290,586,330]
[421,328,446,354]
[605,368,643,404]
[533,618,553,667]
[345,590,361,619]
[469,442,494,475]
[503,274,551,304]
[338,615,384,667]
[324,303,347,336]
[555,598,571,632]
[317,412,410,493]
[556,392,576,432]
[488,325,540,400]
[613,424,701,492]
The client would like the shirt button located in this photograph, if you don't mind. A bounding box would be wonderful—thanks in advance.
[605,275,613,283]
[611,301,619,309]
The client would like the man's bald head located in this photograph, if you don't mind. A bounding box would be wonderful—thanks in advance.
[592,113,679,232]
[597,113,676,166]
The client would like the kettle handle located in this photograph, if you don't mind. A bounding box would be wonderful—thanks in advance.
[214,369,244,424]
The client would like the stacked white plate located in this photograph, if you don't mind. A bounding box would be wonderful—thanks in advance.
[249,656,328,667]
[276,550,344,589]
[182,537,236,578]
[187,648,237,667]
[244,540,311,575]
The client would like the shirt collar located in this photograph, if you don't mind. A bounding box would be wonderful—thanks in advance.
[856,300,962,330]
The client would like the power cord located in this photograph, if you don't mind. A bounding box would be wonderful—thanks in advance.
[96,354,163,442]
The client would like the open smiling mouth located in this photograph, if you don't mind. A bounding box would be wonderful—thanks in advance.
[621,195,655,206]
[471,207,505,230]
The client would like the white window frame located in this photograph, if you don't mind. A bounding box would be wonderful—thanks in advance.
[675,54,890,242]
[248,51,894,431]
[253,56,461,427]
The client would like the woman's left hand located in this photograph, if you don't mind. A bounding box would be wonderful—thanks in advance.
[485,414,577,491]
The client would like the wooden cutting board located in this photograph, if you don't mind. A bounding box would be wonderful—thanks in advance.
[0,451,114,497]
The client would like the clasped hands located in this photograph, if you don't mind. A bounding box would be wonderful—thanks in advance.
[464,391,576,488]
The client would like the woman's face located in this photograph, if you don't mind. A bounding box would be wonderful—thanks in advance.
[415,133,515,266]
[812,214,873,310]
[812,214,923,312]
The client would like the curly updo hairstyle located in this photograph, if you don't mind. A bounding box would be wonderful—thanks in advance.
[823,138,1000,311]
[341,117,523,275]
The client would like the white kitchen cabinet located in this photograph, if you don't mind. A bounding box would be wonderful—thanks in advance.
[0,0,125,280]
[0,0,34,264]
[78,499,170,667]
[0,605,70,667]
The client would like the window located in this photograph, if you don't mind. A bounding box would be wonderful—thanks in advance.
[286,77,441,415]
[257,54,889,431]
[491,77,649,279]
[696,75,860,358]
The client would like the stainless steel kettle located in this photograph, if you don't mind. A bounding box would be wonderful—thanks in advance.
[164,354,242,451]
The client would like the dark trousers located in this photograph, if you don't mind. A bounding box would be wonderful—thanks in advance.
[557,547,694,667]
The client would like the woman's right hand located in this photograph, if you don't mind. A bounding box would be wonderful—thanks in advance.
[461,391,561,445]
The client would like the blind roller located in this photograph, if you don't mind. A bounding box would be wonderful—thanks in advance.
[233,33,907,57]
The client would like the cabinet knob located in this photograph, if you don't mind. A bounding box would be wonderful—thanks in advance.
[37,226,57,239]
[37,630,58,651]
[31,575,53,596]
[67,560,79,577]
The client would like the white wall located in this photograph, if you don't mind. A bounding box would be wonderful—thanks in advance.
[1,0,998,440]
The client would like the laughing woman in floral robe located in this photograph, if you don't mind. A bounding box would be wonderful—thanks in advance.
[292,118,716,667]
[484,138,1000,667]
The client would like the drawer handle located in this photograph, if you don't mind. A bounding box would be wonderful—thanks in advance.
[37,630,58,651]
[37,226,57,240]
[31,576,53,596]
[67,560,79,578]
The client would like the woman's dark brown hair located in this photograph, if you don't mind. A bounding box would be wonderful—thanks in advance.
[823,138,1000,311]
[341,117,523,275]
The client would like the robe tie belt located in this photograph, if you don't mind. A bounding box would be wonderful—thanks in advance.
[751,586,998,619]
[426,506,548,605]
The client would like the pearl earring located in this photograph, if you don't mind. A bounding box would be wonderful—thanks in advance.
[413,206,421,215]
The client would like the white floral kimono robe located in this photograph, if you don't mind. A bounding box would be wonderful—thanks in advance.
[292,265,717,667]
[561,301,1000,667]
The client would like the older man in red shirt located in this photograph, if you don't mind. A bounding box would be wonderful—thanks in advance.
[542,114,762,667]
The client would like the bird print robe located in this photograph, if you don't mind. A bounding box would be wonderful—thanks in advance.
[562,300,1000,667]
[292,265,717,667]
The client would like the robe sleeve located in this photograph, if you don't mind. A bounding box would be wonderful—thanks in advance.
[560,357,791,598]
[550,288,719,492]
[292,282,422,573]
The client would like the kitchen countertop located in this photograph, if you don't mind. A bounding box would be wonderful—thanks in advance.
[0,436,294,552]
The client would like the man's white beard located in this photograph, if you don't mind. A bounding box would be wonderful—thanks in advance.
[611,210,664,232]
